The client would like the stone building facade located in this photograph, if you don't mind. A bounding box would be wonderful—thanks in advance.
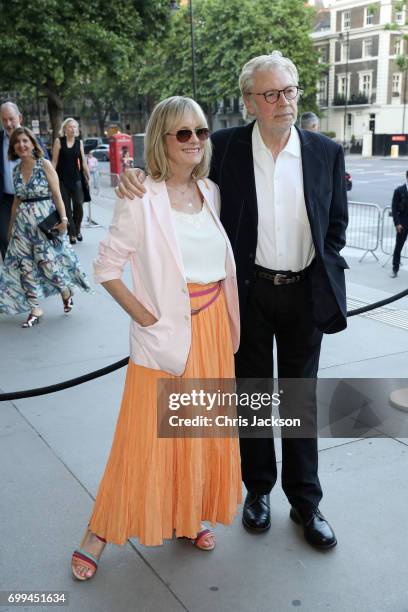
[311,0,408,145]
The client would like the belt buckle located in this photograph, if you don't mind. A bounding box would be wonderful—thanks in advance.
[273,273,287,285]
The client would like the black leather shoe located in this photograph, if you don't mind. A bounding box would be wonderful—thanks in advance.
[76,233,83,242]
[290,507,337,549]
[242,493,271,531]
[390,270,398,278]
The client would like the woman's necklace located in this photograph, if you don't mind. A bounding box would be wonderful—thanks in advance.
[167,181,197,212]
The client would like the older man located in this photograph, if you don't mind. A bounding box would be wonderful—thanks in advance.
[0,102,22,260]
[0,101,48,260]
[117,51,348,549]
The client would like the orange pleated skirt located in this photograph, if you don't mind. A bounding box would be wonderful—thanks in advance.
[88,283,242,546]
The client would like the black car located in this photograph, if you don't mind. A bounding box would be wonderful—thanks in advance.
[345,171,352,191]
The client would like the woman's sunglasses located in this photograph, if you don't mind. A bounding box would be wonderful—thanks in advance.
[165,128,210,143]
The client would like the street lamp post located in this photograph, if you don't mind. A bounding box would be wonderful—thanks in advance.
[402,68,407,134]
[169,0,197,100]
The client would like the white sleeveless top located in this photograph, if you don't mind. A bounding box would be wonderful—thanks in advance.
[171,202,227,283]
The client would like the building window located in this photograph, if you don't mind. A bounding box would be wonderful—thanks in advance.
[392,72,402,97]
[359,73,372,99]
[337,74,350,97]
[318,47,328,63]
[338,76,346,97]
[394,37,403,55]
[396,8,405,25]
[362,38,373,58]
[365,7,374,26]
[342,10,351,31]
[317,77,327,105]
[341,42,349,62]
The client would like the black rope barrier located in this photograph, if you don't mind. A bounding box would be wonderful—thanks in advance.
[0,357,129,401]
[346,287,408,317]
[1,288,407,402]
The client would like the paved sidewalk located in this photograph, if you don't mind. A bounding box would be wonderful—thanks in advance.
[0,186,407,612]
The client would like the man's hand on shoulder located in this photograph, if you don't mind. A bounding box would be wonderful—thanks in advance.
[115,168,147,199]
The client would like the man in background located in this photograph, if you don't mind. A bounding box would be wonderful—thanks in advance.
[300,111,319,132]
[390,171,408,278]
[0,102,22,261]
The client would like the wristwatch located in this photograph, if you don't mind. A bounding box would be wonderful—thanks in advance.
[61,216,68,222]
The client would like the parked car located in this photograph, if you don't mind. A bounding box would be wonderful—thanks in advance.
[345,171,352,191]
[90,144,110,161]
[84,137,108,154]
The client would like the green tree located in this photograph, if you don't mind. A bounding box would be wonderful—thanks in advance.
[138,0,321,115]
[0,0,170,138]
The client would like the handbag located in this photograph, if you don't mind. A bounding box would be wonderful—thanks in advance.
[38,210,61,241]
[79,153,91,203]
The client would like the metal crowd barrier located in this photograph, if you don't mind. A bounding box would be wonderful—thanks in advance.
[346,201,382,262]
[83,172,119,228]
[380,206,408,268]
[381,206,408,256]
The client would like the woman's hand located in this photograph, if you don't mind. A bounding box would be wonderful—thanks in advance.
[137,308,158,327]
[55,220,68,235]
[115,168,146,199]
[101,279,158,327]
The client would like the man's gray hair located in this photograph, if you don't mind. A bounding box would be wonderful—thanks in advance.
[300,112,319,129]
[239,51,299,95]
[0,101,21,116]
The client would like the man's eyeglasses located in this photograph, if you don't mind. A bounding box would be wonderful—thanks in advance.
[246,86,303,104]
[165,128,210,143]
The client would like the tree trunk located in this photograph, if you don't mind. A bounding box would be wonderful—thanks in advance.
[45,77,64,142]
[91,96,111,136]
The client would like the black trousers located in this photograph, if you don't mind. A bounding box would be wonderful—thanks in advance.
[60,181,84,237]
[0,193,14,261]
[235,272,323,513]
[392,226,408,272]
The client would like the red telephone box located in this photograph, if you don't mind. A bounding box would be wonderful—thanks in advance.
[109,133,134,176]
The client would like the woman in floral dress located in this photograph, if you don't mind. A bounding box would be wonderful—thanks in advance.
[0,127,92,328]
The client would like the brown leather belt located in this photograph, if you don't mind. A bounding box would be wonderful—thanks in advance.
[254,265,309,285]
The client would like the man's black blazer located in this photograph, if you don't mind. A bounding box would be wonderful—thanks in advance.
[391,184,408,227]
[0,129,49,198]
[209,122,348,334]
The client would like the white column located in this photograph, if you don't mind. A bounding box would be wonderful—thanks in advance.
[376,29,390,106]
[380,0,392,23]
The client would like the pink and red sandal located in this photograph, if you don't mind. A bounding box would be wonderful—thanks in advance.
[192,528,216,551]
[71,530,106,581]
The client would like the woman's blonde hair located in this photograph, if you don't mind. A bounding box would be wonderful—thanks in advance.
[144,96,212,181]
[58,117,79,138]
[8,127,44,160]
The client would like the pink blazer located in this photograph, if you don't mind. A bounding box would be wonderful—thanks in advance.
[94,176,240,375]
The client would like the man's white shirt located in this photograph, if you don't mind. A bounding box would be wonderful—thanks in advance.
[252,121,315,272]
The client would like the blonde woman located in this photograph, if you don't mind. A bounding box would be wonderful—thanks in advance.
[71,96,242,580]
[52,118,90,244]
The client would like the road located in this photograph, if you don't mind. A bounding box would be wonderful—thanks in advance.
[99,157,407,209]
[345,155,408,208]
